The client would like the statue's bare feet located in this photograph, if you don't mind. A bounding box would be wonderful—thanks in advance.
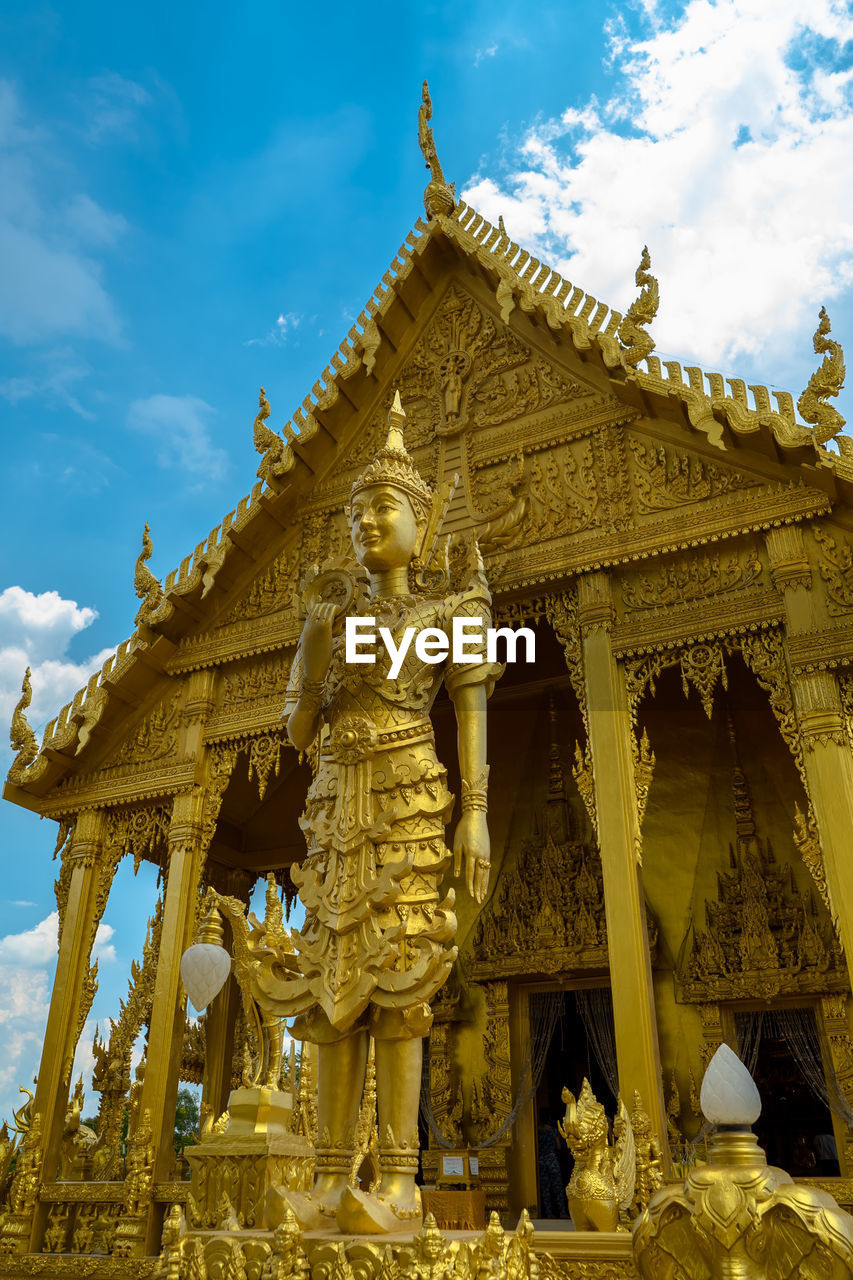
[336,1184,422,1235]
[267,1178,347,1232]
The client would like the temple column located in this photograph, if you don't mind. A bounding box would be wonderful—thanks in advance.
[577,572,667,1154]
[118,785,207,1256]
[765,528,853,977]
[13,809,107,1253]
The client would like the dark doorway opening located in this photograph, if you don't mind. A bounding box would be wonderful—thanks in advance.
[533,988,616,1219]
[749,1017,838,1177]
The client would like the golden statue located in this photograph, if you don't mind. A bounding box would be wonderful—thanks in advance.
[559,1081,635,1232]
[269,391,501,1232]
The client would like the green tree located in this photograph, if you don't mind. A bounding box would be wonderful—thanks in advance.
[173,1087,200,1154]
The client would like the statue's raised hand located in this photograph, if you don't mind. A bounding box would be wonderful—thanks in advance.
[300,602,338,683]
[453,811,490,904]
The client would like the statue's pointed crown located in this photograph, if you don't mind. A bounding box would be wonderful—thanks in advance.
[349,390,433,513]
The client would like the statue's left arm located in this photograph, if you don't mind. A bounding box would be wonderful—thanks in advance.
[444,567,504,905]
[451,682,490,904]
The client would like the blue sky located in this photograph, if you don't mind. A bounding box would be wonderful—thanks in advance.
[1,0,853,1123]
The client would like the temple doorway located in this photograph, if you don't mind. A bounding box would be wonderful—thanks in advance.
[736,1008,842,1177]
[532,987,616,1219]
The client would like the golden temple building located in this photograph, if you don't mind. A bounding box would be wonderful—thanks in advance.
[5,87,853,1278]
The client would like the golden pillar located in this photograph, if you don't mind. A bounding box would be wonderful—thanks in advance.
[766,528,853,973]
[134,785,207,1252]
[19,808,108,1250]
[577,572,667,1154]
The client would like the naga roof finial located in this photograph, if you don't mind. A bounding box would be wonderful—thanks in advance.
[418,80,455,220]
[134,523,163,626]
[618,245,659,372]
[8,667,38,782]
[798,306,847,446]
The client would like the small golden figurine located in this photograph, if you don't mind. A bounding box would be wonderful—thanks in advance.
[559,1081,635,1232]
[273,392,502,1232]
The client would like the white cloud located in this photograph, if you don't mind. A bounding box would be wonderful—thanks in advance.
[0,80,123,348]
[0,914,116,1122]
[462,0,853,366]
[0,586,114,748]
[127,393,228,485]
[474,44,499,67]
[83,73,151,145]
[0,587,96,663]
[245,310,303,347]
[0,349,96,419]
[0,913,59,965]
[64,193,127,247]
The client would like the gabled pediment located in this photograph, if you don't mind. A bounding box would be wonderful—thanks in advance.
[6,200,853,806]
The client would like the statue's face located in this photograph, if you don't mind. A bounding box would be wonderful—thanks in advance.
[350,484,421,572]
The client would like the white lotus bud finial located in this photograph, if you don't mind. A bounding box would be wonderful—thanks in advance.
[180,903,231,1013]
[700,1043,761,1126]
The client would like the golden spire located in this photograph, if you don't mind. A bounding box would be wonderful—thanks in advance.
[349,390,433,514]
[798,306,846,446]
[418,80,455,219]
[726,712,756,841]
[618,246,659,372]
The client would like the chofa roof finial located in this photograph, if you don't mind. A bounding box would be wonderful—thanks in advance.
[798,306,846,446]
[418,81,455,220]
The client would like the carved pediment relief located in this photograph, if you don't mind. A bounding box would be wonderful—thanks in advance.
[98,691,182,772]
[329,280,609,481]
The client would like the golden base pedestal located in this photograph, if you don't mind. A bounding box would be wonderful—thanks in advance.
[184,1086,315,1231]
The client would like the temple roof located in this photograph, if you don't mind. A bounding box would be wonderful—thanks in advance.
[5,192,852,811]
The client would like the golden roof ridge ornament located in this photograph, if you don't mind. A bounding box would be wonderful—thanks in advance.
[619,245,659,372]
[253,385,290,487]
[798,305,847,446]
[133,522,164,626]
[418,80,456,220]
[8,667,38,782]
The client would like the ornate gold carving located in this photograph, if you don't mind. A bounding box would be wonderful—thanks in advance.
[793,802,836,925]
[245,732,284,801]
[471,829,606,978]
[572,739,596,832]
[798,306,847,445]
[222,656,292,709]
[635,1113,853,1279]
[680,750,844,1004]
[254,387,291,488]
[632,729,655,836]
[628,436,759,513]
[618,247,658,371]
[8,667,38,784]
[814,524,853,615]
[737,629,804,778]
[545,590,586,714]
[559,1082,635,1232]
[419,81,455,219]
[104,696,181,770]
[620,551,762,614]
[631,1092,663,1215]
[90,898,163,1178]
[679,642,728,719]
[134,523,164,627]
[221,543,301,624]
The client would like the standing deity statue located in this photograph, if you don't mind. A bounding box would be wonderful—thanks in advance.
[269,393,502,1233]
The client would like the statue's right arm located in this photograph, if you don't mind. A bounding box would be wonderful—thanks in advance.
[285,601,337,750]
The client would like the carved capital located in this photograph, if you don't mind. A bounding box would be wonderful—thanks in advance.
[794,668,843,715]
[765,524,813,592]
[577,571,614,634]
